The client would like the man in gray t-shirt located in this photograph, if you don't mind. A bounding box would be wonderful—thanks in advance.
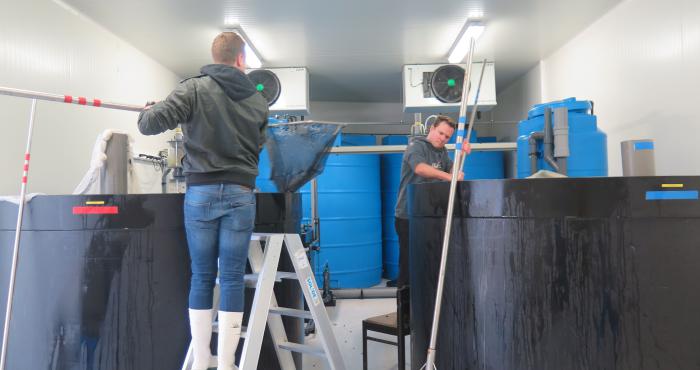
[393,116,471,289]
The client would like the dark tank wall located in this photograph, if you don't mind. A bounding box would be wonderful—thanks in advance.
[0,193,300,370]
[409,177,700,370]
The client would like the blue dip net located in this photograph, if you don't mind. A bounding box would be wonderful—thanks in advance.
[265,121,344,192]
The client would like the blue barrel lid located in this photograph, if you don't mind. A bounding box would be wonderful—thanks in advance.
[528,97,592,119]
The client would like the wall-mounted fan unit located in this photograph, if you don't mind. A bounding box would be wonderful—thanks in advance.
[247,67,309,115]
[402,62,496,113]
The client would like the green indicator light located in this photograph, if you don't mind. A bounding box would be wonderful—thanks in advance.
[256,84,264,92]
[447,79,456,87]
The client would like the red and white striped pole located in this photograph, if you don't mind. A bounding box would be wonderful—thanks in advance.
[1,99,38,370]
[0,86,144,112]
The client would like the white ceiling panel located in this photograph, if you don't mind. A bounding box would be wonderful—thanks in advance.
[62,0,622,102]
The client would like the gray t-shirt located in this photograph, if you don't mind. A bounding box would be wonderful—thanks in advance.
[395,137,453,219]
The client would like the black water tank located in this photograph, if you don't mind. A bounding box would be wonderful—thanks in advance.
[0,193,301,370]
[409,177,700,370]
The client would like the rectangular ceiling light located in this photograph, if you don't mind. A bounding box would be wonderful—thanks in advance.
[226,27,263,68]
[447,20,485,64]
[244,43,262,69]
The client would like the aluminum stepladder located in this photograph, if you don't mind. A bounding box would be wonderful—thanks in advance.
[182,233,346,370]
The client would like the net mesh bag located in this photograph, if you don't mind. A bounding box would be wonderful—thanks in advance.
[265,121,344,192]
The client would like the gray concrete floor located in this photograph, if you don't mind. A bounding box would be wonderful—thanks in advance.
[302,294,410,370]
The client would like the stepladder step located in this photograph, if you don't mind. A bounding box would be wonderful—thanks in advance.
[269,307,313,320]
[243,272,297,288]
[277,341,326,357]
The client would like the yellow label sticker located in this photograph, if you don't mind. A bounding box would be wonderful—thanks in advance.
[85,201,105,205]
[661,184,684,188]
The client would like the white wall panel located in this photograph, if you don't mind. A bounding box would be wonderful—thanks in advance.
[540,0,700,176]
[472,64,542,178]
[490,63,543,124]
[0,0,179,195]
[309,101,411,123]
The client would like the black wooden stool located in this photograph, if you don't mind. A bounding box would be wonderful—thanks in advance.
[362,286,410,370]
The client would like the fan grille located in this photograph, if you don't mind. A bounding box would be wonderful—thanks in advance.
[247,69,281,106]
[430,64,466,103]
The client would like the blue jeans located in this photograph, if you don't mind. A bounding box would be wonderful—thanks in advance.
[184,184,255,312]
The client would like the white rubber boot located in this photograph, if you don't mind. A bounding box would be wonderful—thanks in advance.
[189,309,214,370]
[217,311,244,370]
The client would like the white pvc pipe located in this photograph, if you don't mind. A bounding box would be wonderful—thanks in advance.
[328,142,517,154]
[1,99,38,370]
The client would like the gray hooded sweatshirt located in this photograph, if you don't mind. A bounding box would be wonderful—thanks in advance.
[394,137,453,219]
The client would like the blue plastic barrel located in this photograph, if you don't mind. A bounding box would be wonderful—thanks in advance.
[299,134,382,288]
[516,98,607,178]
[379,136,407,280]
[448,131,505,179]
[461,136,506,180]
[255,117,286,192]
[257,131,382,288]
[256,148,277,192]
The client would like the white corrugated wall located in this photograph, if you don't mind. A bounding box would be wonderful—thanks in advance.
[497,0,700,176]
[0,0,180,195]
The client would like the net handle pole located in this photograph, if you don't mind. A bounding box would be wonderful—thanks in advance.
[424,37,477,370]
[0,86,144,112]
[458,59,488,171]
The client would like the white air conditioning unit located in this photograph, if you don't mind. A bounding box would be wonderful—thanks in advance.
[247,67,309,115]
[402,62,496,113]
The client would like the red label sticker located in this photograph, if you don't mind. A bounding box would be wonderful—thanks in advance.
[64,95,73,103]
[93,99,102,107]
[78,97,87,105]
[72,206,119,215]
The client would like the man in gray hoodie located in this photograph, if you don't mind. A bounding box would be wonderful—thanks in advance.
[394,116,470,289]
[138,32,268,370]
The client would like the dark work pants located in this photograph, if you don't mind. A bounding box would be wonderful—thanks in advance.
[394,217,410,289]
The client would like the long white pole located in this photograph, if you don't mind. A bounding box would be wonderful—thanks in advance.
[422,38,477,370]
[0,86,144,112]
[0,99,38,370]
[458,59,489,171]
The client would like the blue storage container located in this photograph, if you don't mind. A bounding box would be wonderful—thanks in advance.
[258,131,382,288]
[255,148,276,192]
[448,131,505,179]
[379,136,407,280]
[300,134,382,288]
[516,98,607,178]
[458,135,506,180]
[255,117,287,192]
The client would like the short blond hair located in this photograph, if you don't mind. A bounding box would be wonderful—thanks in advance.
[211,32,245,64]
